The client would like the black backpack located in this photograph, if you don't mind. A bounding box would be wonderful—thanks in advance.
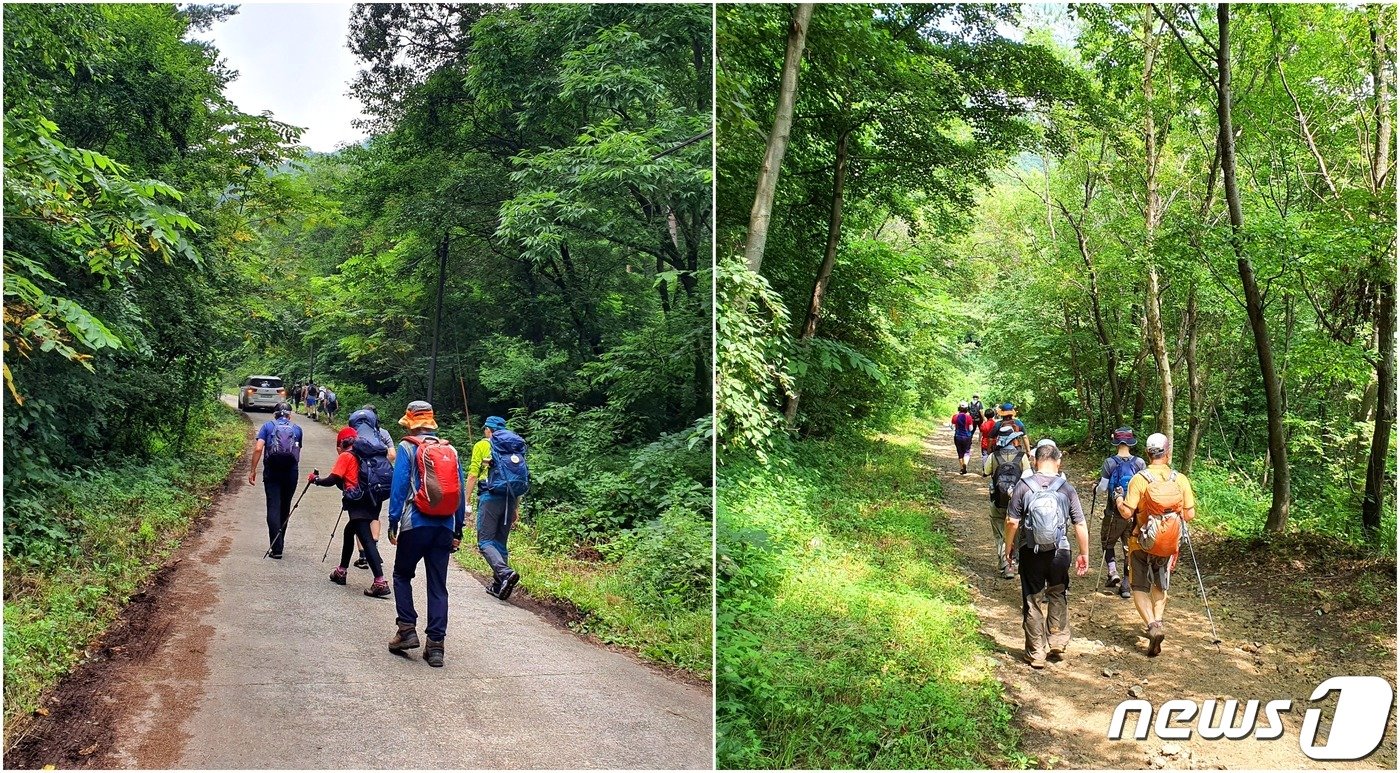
[990,447,1024,508]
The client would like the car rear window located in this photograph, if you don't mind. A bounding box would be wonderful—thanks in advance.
[249,378,282,389]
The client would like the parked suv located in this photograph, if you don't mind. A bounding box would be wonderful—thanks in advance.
[238,376,287,412]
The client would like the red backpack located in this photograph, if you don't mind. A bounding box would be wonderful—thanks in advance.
[403,435,462,516]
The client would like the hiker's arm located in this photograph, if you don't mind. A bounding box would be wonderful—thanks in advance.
[1095,475,1109,495]
[312,473,343,487]
[1074,519,1090,572]
[1182,504,1196,522]
[387,445,411,542]
[248,439,265,485]
[1003,520,1019,563]
[452,463,467,548]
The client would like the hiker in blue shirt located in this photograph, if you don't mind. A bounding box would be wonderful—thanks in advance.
[248,402,304,559]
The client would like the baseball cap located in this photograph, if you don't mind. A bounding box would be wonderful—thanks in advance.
[1146,432,1169,453]
[1001,402,1015,412]
[1035,438,1057,450]
[1112,427,1137,447]
[336,427,357,446]
[958,401,969,410]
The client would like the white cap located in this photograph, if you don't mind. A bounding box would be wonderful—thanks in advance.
[1035,438,1057,450]
[1146,432,1169,452]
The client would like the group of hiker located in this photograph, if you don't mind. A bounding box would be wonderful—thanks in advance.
[953,398,1197,668]
[287,381,339,424]
[248,399,531,668]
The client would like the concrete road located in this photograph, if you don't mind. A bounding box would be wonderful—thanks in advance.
[104,404,713,769]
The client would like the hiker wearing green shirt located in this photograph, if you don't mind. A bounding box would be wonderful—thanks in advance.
[466,415,529,600]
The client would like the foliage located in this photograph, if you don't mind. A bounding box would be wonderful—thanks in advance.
[717,421,1021,769]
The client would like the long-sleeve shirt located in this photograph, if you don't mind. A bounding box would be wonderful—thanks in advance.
[388,433,467,535]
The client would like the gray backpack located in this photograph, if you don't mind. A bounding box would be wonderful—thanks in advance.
[1021,476,1069,554]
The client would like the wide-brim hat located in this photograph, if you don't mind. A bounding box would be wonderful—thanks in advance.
[1112,427,1137,447]
[399,401,438,431]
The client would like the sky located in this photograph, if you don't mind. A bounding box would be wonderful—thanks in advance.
[194,3,366,152]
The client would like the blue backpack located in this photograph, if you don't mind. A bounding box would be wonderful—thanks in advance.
[1108,455,1141,504]
[482,429,530,499]
[345,409,393,505]
[265,419,301,463]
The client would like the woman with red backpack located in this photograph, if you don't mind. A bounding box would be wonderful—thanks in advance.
[311,427,390,598]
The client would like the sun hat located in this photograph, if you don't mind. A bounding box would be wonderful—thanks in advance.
[1112,427,1137,447]
[398,400,438,431]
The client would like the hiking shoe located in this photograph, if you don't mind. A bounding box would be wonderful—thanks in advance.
[1106,574,1121,588]
[1146,621,1165,657]
[364,580,391,598]
[1024,653,1047,669]
[354,557,369,570]
[389,623,420,653]
[424,639,445,668]
[497,570,521,601]
[1049,646,1066,659]
[485,578,502,598]
[269,552,283,560]
[1119,584,1133,599]
[329,567,348,585]
[1000,567,1015,579]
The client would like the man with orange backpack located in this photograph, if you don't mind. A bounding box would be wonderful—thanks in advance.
[386,401,466,667]
[1115,432,1196,657]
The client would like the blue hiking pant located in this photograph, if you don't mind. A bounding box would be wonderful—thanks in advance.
[476,492,517,579]
[392,526,453,641]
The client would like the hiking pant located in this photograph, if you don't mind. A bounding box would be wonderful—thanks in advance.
[1018,546,1071,659]
[477,492,517,579]
[393,526,453,641]
[1100,509,1133,569]
[989,505,1010,573]
[340,517,383,578]
[263,466,298,555]
[954,435,973,462]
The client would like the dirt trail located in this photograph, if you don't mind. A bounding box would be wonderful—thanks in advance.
[6,402,711,769]
[927,425,1396,770]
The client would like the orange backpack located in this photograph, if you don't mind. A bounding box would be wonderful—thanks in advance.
[1135,469,1184,557]
[404,435,462,516]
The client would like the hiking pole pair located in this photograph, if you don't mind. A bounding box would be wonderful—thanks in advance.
[264,472,317,558]
[1180,522,1222,645]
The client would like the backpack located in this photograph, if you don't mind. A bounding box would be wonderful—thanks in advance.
[482,429,530,498]
[265,420,300,464]
[1021,476,1069,554]
[991,448,1024,508]
[953,412,975,438]
[1136,469,1184,557]
[970,400,984,420]
[404,435,462,516]
[344,409,392,506]
[1107,455,1140,503]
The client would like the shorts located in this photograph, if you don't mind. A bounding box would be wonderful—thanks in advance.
[1128,549,1172,592]
[954,436,973,458]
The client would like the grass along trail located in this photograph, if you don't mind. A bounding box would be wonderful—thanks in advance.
[927,424,1396,770]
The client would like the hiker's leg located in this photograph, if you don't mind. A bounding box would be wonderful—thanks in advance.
[1128,550,1155,625]
[476,494,510,579]
[989,506,1008,572]
[1151,589,1167,622]
[339,519,356,569]
[354,519,385,578]
[393,529,424,627]
[422,528,452,641]
[1046,548,1072,650]
[1019,548,1049,659]
[263,476,281,550]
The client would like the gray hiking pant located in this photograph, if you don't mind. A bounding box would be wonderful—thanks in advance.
[1018,546,1071,659]
[990,504,1010,573]
[476,492,517,580]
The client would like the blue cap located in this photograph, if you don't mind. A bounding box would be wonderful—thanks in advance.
[1001,402,1015,412]
[484,416,508,431]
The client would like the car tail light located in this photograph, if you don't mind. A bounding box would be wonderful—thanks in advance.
[246,388,255,394]
[278,389,286,396]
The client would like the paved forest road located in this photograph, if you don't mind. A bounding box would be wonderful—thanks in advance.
[927,425,1395,771]
[77,404,711,769]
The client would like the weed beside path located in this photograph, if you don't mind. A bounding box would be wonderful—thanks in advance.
[717,419,1023,769]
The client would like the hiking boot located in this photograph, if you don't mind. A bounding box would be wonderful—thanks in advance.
[388,623,420,653]
[1146,621,1165,657]
[1106,573,1121,588]
[424,639,445,668]
[486,578,502,598]
[1023,653,1047,669]
[269,552,283,560]
[497,570,521,601]
[1119,584,1133,599]
[1000,567,1015,579]
[1049,645,1066,659]
[329,567,348,585]
[364,580,391,598]
[354,556,369,570]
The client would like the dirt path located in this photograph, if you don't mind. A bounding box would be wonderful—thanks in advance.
[927,425,1396,770]
[8,403,711,769]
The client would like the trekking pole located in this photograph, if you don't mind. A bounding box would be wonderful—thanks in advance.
[1180,522,1222,645]
[321,506,347,563]
[265,475,316,558]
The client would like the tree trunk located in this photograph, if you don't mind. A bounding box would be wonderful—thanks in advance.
[1062,208,1124,426]
[1217,4,1291,532]
[784,126,850,424]
[744,3,814,274]
[1064,303,1095,444]
[1182,286,1206,475]
[1142,6,1175,448]
[1362,4,1395,539]
[1363,272,1395,538]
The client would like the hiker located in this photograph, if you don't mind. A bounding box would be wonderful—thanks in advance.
[950,403,978,475]
[353,404,396,570]
[1115,432,1196,657]
[969,394,985,424]
[985,424,1031,579]
[1096,427,1145,599]
[998,402,1030,453]
[248,402,304,559]
[311,427,390,598]
[466,415,530,600]
[1004,439,1090,668]
[289,381,301,412]
[387,401,466,667]
[305,383,318,420]
[978,407,999,471]
[324,387,338,425]
[317,385,330,423]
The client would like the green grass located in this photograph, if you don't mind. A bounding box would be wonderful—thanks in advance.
[2,403,246,743]
[716,418,1025,770]
[454,527,712,677]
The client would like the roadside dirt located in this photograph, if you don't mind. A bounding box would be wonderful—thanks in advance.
[927,425,1397,770]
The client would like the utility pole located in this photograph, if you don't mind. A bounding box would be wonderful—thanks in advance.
[427,233,449,403]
